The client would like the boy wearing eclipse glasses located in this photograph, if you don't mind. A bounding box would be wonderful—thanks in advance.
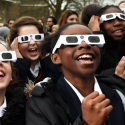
[26,23,125,125]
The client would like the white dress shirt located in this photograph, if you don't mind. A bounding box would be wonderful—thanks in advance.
[64,77,102,103]
[30,60,41,78]
[0,97,7,117]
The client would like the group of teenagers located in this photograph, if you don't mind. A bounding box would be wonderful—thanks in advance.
[1,3,125,125]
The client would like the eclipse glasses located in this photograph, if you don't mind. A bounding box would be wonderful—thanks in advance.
[100,13,125,23]
[52,34,105,53]
[18,34,44,43]
[120,8,125,12]
[0,51,17,62]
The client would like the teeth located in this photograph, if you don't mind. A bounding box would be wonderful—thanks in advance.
[78,54,92,59]
[0,72,4,77]
[115,30,122,33]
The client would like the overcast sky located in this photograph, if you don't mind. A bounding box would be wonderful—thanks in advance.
[103,0,123,5]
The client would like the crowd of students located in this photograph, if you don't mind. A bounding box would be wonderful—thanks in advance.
[0,1,125,125]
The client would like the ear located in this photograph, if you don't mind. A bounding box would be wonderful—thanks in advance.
[51,53,61,65]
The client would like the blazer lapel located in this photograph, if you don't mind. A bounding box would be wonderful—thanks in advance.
[55,75,82,121]
[99,82,125,125]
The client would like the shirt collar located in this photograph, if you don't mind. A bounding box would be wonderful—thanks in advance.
[64,77,102,103]
[30,60,41,78]
[0,97,7,117]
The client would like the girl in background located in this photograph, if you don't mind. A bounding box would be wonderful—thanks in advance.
[9,16,61,84]
[58,10,79,29]
[0,41,25,125]
[88,5,125,73]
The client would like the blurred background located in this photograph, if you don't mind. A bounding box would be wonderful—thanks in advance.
[0,0,123,26]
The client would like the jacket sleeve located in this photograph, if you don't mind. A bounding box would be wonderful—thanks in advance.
[73,116,84,125]
[13,58,31,81]
[25,97,52,125]
[26,96,85,125]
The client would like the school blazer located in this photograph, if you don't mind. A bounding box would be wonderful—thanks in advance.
[55,75,125,125]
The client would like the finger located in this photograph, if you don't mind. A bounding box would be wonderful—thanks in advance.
[11,37,17,48]
[121,71,125,79]
[92,94,106,103]
[98,98,111,108]
[102,105,113,116]
[115,57,125,75]
[89,15,94,23]
[84,91,99,100]
[115,56,125,73]
[15,37,18,43]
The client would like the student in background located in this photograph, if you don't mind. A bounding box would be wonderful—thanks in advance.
[9,16,61,85]
[8,18,15,29]
[58,10,79,29]
[46,16,57,34]
[81,3,102,29]
[0,40,25,125]
[88,5,125,73]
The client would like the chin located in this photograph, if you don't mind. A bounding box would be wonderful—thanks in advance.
[29,55,40,61]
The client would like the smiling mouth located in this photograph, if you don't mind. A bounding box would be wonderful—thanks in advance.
[77,54,94,64]
[113,29,124,35]
[0,71,5,79]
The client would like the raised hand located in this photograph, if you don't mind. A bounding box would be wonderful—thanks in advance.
[115,56,125,79]
[11,37,23,58]
[81,91,113,125]
[88,15,100,32]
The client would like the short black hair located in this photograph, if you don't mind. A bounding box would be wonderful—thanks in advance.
[39,22,83,56]
[96,5,122,17]
[81,4,102,26]
[8,18,16,24]
[48,16,57,24]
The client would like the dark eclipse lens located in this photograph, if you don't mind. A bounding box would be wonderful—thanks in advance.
[88,36,100,43]
[106,14,113,19]
[2,53,12,59]
[120,14,125,19]
[35,35,41,40]
[66,36,78,43]
[21,36,28,41]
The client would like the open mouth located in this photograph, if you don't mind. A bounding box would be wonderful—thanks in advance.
[113,29,124,36]
[0,70,5,79]
[77,54,94,64]
[28,48,38,56]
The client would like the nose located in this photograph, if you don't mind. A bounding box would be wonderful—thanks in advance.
[77,41,91,50]
[29,39,36,45]
[113,18,122,27]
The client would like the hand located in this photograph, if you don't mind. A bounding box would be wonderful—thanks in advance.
[115,56,125,79]
[10,37,23,58]
[88,15,100,32]
[81,91,113,125]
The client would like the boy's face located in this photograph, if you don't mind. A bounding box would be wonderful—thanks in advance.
[51,25,100,78]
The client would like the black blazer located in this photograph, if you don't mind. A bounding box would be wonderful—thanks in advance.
[55,75,125,125]
[14,55,62,84]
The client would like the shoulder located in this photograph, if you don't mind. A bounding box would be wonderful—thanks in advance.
[100,68,115,76]
[1,85,26,125]
[27,86,54,112]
